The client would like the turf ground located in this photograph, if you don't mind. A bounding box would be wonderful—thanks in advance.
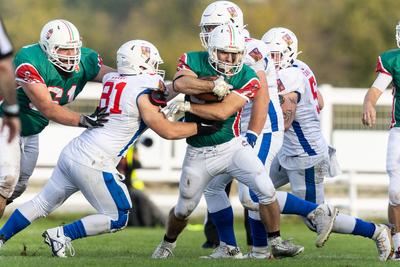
[0,214,396,267]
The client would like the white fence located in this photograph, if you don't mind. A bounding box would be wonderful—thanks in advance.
[26,83,393,217]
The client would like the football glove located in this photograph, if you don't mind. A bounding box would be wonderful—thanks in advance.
[212,76,232,100]
[79,106,109,129]
[161,100,191,120]
[196,121,223,136]
[245,130,258,148]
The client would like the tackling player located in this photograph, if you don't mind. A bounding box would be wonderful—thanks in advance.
[0,39,221,257]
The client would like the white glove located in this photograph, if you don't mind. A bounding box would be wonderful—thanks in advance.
[161,100,191,120]
[212,76,232,100]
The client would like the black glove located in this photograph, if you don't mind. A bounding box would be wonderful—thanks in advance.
[196,121,223,136]
[79,106,109,129]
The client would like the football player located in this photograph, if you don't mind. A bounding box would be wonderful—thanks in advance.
[265,27,392,261]
[0,19,116,219]
[363,21,400,260]
[0,39,221,257]
[0,17,20,219]
[152,24,304,260]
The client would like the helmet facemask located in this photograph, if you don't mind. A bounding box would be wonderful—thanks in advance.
[207,25,245,76]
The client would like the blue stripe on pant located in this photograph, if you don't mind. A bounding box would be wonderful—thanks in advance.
[250,133,272,203]
[305,167,316,203]
[102,172,132,230]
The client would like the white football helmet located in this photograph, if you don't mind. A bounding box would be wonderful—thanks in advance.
[39,19,82,72]
[396,22,400,48]
[208,24,245,76]
[261,27,299,69]
[116,40,165,78]
[199,1,244,48]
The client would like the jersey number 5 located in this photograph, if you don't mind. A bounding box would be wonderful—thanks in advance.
[99,81,127,114]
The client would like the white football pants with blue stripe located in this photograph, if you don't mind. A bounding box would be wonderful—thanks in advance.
[16,152,132,237]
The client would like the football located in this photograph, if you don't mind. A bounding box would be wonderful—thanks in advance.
[196,76,221,102]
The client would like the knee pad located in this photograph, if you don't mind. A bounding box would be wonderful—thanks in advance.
[110,210,129,232]
[255,177,277,205]
[174,196,200,220]
[0,174,18,199]
[388,169,400,206]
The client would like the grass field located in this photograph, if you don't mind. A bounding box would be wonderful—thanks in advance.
[0,214,397,267]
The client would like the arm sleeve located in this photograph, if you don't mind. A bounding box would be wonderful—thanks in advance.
[0,18,13,59]
[371,72,393,92]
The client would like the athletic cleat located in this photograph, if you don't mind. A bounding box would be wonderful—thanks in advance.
[200,242,243,259]
[372,224,393,261]
[152,239,176,259]
[42,226,75,258]
[307,203,338,247]
[269,237,304,258]
[243,248,272,259]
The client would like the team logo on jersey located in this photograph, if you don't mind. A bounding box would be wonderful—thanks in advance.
[282,33,293,46]
[277,78,285,93]
[45,29,53,40]
[249,48,263,62]
[23,70,32,82]
[227,7,238,17]
[141,46,151,60]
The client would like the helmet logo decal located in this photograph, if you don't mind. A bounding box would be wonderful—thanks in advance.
[282,33,293,46]
[141,46,151,59]
[249,48,263,62]
[227,7,237,18]
[277,78,286,93]
[45,29,53,40]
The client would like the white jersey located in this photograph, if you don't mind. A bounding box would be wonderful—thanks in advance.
[278,60,328,170]
[240,38,284,135]
[63,72,163,171]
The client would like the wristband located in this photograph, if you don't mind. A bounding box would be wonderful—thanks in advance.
[3,104,19,117]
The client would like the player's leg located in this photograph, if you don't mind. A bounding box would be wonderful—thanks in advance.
[42,160,132,258]
[152,146,213,258]
[228,137,302,258]
[288,161,391,260]
[0,153,78,246]
[0,120,20,218]
[203,173,243,258]
[8,134,39,202]
[387,127,400,258]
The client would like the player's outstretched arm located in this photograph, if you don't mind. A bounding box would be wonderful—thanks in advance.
[138,94,221,139]
[21,82,82,126]
[92,64,116,82]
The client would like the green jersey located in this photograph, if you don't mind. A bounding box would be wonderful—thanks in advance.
[378,49,400,127]
[7,43,102,136]
[177,51,260,147]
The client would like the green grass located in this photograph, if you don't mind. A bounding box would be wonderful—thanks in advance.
[0,215,396,267]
